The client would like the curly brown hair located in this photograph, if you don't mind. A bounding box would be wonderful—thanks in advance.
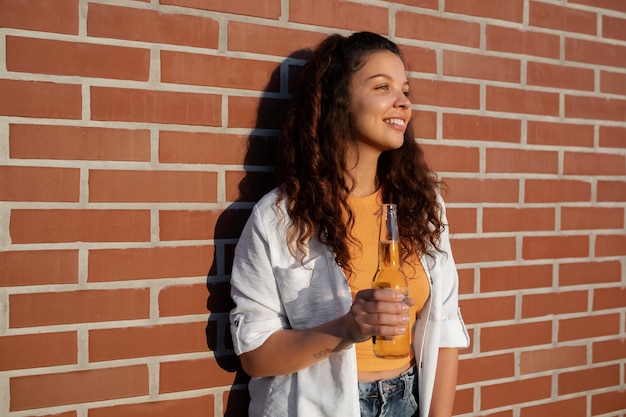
[277,31,444,276]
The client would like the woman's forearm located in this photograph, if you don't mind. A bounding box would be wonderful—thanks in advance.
[429,348,460,417]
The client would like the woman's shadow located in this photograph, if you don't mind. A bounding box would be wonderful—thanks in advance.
[205,49,311,417]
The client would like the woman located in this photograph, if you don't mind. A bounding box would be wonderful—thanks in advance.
[229,31,469,417]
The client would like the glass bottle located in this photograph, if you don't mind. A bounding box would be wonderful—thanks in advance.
[372,203,410,358]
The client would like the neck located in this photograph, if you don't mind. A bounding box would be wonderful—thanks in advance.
[346,146,380,198]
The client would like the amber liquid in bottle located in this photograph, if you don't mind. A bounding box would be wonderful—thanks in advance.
[372,204,410,359]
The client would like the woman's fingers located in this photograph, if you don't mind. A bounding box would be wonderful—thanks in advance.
[347,289,411,341]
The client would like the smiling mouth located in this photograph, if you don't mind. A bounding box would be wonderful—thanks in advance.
[384,118,405,127]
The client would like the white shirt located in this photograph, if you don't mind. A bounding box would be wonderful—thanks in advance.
[230,188,470,417]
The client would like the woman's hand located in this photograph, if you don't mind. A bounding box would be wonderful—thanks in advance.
[345,288,414,343]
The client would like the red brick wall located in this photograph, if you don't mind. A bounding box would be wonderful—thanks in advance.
[1,1,625,416]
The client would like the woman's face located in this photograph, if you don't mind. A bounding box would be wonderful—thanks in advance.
[348,50,411,158]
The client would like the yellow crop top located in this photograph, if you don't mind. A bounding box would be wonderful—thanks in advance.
[345,191,430,373]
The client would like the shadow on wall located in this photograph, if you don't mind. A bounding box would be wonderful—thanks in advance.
[205,48,312,417]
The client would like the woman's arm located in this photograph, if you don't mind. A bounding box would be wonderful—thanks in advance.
[428,348,460,417]
[240,288,411,378]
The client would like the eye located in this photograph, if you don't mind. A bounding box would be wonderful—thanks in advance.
[403,90,410,97]
[376,84,390,91]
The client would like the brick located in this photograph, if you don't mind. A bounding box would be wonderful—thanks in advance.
[227,96,291,129]
[442,178,519,203]
[603,15,626,42]
[481,264,553,292]
[159,132,248,165]
[10,209,151,243]
[452,388,475,416]
[559,260,622,286]
[420,144,480,173]
[159,283,210,317]
[565,95,626,122]
[525,179,591,203]
[600,126,626,149]
[522,290,588,318]
[566,38,626,68]
[482,376,551,410]
[162,0,280,18]
[9,365,148,410]
[527,121,594,148]
[89,321,208,361]
[225,171,276,203]
[89,395,215,417]
[457,268,475,294]
[10,124,150,161]
[520,397,587,417]
[88,3,218,48]
[483,207,555,232]
[564,151,626,176]
[160,356,244,393]
[593,338,626,363]
[413,111,437,139]
[402,45,437,74]
[0,332,77,371]
[445,207,477,234]
[459,296,516,324]
[522,235,589,260]
[457,353,514,385]
[569,0,626,13]
[594,287,626,311]
[601,71,626,95]
[559,313,620,342]
[161,51,279,92]
[443,50,520,83]
[443,114,521,143]
[6,36,149,81]
[559,364,620,395]
[0,79,81,119]
[0,166,79,202]
[527,61,594,91]
[487,86,559,116]
[486,148,558,174]
[396,11,481,47]
[160,210,220,241]
[0,250,78,287]
[482,321,552,352]
[530,1,597,35]
[228,21,326,57]
[91,87,221,126]
[596,235,626,257]
[487,25,560,59]
[88,245,213,282]
[9,289,149,328]
[598,180,626,202]
[163,208,251,242]
[159,282,234,317]
[290,0,388,33]
[0,0,78,34]
[445,0,523,22]
[450,237,516,264]
[591,389,626,415]
[520,345,587,374]
[89,170,217,203]
[412,79,480,109]
[561,206,624,230]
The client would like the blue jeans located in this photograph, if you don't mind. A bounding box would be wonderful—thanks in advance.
[358,365,419,417]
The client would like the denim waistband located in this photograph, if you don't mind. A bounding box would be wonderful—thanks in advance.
[358,365,416,403]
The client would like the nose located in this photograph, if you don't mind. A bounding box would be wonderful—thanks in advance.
[395,90,410,109]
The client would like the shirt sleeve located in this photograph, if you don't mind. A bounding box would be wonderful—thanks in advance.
[435,197,471,349]
[229,203,289,356]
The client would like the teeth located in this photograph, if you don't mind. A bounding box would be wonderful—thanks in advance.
[385,118,405,127]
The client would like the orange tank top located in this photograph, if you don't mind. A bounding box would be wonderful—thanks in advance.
[345,191,430,372]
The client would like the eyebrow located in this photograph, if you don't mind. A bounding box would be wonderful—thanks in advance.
[366,73,410,86]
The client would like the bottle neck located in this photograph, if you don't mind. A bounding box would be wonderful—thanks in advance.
[378,239,401,269]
